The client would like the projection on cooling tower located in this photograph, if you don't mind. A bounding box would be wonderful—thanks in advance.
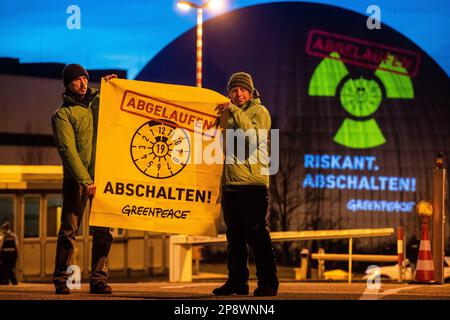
[135,2,450,226]
[304,29,420,213]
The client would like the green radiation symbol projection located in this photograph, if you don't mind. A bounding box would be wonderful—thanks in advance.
[308,52,414,149]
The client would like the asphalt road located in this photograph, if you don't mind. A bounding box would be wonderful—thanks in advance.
[1,281,449,300]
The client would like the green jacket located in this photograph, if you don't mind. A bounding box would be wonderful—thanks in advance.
[51,88,100,186]
[224,97,271,187]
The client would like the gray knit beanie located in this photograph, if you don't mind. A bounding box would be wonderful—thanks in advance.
[227,72,255,94]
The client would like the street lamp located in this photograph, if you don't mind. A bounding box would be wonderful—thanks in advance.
[176,0,224,88]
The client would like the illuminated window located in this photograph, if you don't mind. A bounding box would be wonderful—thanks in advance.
[111,228,124,237]
[46,194,62,237]
[24,195,40,238]
[0,195,14,229]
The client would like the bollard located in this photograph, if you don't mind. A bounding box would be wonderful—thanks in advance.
[397,227,405,282]
[299,248,310,280]
[317,248,325,280]
[192,246,203,275]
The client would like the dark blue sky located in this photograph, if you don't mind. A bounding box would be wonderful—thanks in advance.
[1,0,449,78]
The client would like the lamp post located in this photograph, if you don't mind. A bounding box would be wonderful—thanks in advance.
[432,152,446,284]
[176,0,224,88]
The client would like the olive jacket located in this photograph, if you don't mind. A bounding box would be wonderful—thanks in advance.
[51,88,100,186]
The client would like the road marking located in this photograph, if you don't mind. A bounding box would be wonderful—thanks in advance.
[359,285,421,300]
[359,288,380,300]
[378,285,421,298]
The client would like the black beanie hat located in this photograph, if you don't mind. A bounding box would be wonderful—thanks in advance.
[62,63,89,87]
[227,72,255,95]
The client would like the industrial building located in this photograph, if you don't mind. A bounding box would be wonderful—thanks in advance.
[1,2,450,281]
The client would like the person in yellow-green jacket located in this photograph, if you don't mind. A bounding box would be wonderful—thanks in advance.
[213,72,278,297]
[51,64,117,295]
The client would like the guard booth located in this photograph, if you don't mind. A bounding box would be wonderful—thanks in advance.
[0,165,169,281]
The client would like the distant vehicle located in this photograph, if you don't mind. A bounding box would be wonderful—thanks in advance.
[370,259,414,281]
[323,269,349,281]
[363,257,450,282]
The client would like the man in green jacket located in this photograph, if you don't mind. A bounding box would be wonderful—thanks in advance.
[213,72,278,297]
[51,64,116,294]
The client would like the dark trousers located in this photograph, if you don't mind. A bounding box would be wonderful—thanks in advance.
[53,178,113,287]
[0,252,18,285]
[222,185,278,287]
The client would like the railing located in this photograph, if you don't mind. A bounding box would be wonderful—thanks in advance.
[169,228,395,282]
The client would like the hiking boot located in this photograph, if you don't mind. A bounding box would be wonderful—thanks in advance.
[89,282,112,294]
[55,285,70,295]
[212,281,249,296]
[254,283,279,297]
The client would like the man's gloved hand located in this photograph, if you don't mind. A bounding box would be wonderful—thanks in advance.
[103,74,117,82]
[215,102,231,115]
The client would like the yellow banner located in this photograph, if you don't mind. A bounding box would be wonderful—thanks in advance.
[90,79,229,236]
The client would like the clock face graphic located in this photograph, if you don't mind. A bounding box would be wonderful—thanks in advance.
[130,119,190,179]
[339,77,382,117]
